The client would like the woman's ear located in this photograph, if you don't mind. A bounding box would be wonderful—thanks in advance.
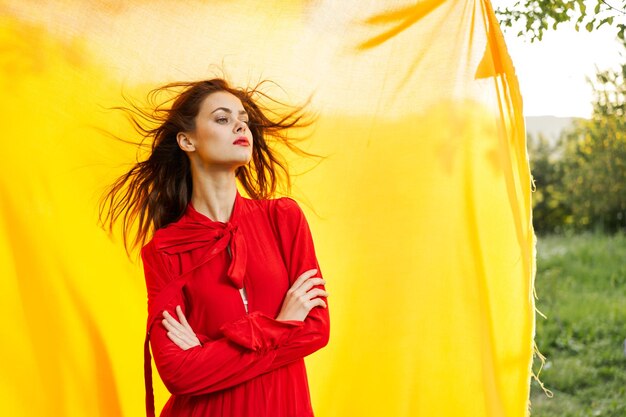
[177,132,195,152]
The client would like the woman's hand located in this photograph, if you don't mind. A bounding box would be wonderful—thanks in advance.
[162,305,201,350]
[276,268,329,322]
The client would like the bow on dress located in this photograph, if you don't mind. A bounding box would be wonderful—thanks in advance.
[153,218,248,289]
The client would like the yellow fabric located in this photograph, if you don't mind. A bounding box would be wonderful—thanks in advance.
[0,1,535,416]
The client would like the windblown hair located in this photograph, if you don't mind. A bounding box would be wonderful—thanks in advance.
[99,78,315,253]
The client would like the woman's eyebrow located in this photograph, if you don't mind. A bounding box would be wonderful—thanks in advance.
[210,107,248,116]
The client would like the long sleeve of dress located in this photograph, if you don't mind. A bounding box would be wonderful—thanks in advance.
[212,198,330,371]
[265,198,331,369]
[141,242,306,397]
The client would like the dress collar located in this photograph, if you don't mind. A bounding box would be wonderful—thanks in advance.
[153,188,247,286]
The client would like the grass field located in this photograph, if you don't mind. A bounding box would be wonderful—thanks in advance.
[529,233,626,417]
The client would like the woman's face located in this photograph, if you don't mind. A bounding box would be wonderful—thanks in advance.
[182,91,253,170]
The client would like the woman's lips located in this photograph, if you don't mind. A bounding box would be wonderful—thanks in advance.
[233,137,250,146]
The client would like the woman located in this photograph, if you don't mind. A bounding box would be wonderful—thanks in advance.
[100,79,330,417]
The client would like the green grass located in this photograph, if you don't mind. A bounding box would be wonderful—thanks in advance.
[530,233,626,417]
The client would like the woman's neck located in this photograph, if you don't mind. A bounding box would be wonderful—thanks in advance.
[190,169,238,223]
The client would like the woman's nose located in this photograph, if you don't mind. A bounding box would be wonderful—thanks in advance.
[234,120,247,133]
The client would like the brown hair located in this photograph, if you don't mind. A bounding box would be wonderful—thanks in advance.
[98,78,315,253]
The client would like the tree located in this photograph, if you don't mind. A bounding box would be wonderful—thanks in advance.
[496,0,626,41]
[529,39,626,233]
[527,133,572,233]
[559,42,626,231]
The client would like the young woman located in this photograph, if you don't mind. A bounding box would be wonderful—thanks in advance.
[100,79,330,417]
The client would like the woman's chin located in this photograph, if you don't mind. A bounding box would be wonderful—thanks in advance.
[233,159,252,170]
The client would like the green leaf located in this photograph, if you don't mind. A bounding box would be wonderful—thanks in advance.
[586,21,594,32]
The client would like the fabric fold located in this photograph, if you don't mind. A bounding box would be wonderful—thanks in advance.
[219,310,305,351]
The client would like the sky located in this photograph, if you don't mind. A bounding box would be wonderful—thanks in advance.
[493,1,624,118]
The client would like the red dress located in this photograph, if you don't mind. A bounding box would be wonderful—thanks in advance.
[140,190,330,417]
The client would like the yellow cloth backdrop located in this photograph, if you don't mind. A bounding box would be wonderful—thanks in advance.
[0,1,535,416]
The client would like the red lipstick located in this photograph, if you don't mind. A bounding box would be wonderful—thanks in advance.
[233,136,250,146]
